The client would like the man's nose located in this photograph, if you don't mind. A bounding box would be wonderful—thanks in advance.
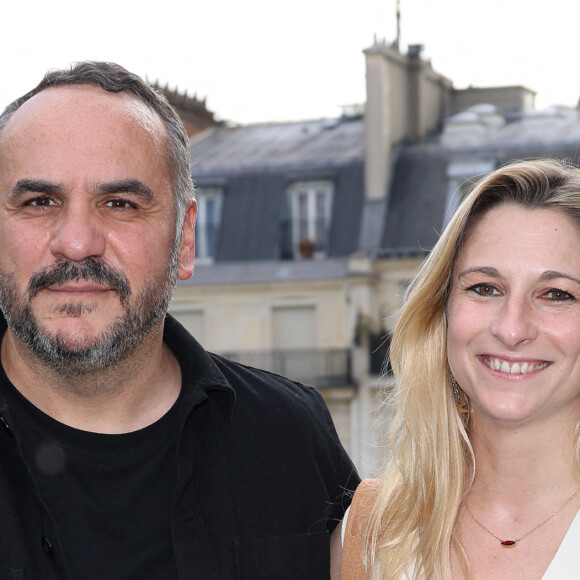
[490,294,538,349]
[49,202,106,262]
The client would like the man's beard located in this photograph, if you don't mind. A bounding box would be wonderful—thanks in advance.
[0,250,179,378]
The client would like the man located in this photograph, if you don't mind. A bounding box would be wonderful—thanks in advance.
[0,62,359,579]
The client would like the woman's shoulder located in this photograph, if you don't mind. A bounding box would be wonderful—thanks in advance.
[345,479,380,535]
[339,479,381,579]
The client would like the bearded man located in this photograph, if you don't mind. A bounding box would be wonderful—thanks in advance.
[0,62,358,579]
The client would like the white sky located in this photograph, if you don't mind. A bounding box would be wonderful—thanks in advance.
[1,0,579,124]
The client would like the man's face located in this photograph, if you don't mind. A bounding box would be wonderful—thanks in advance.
[0,85,195,376]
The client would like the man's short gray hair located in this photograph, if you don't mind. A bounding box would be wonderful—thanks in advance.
[0,61,195,237]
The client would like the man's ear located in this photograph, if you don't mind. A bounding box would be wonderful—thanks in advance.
[177,200,197,280]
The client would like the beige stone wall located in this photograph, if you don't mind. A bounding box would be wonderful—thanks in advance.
[171,277,362,352]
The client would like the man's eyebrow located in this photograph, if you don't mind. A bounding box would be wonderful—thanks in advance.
[9,178,156,202]
[10,179,62,197]
[97,179,155,201]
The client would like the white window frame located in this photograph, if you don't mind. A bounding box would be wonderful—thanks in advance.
[195,187,223,263]
[288,180,333,258]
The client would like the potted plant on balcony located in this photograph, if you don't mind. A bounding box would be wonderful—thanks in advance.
[298,236,315,259]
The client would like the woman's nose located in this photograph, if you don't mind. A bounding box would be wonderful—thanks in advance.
[490,295,538,348]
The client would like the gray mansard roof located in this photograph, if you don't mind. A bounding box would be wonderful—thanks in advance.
[381,105,580,256]
[185,103,580,276]
[188,117,365,264]
[190,116,364,175]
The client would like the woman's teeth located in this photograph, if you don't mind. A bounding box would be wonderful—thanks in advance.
[484,357,548,374]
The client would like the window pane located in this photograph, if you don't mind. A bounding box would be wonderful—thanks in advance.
[195,189,222,259]
[315,191,327,248]
[298,193,309,239]
[206,198,217,257]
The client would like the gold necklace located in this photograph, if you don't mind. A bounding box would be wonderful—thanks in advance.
[465,487,580,547]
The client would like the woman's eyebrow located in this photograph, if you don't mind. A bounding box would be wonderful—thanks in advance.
[456,268,580,286]
[457,266,499,279]
[540,270,580,285]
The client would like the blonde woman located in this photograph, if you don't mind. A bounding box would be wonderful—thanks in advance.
[332,159,580,579]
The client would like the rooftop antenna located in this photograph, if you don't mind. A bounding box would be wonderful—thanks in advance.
[395,0,401,50]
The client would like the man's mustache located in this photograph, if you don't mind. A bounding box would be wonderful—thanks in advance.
[27,258,131,306]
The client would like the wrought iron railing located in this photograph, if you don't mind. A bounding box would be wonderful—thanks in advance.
[220,348,351,388]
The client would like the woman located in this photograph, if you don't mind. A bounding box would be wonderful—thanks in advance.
[332,159,580,579]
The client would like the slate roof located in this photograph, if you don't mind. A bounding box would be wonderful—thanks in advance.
[188,117,365,265]
[378,110,580,256]
[190,116,364,176]
[185,103,580,271]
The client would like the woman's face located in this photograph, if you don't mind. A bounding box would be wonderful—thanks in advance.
[447,203,580,428]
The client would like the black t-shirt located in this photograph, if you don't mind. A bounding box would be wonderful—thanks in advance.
[1,378,183,579]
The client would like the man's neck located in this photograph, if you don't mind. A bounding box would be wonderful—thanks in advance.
[0,326,182,434]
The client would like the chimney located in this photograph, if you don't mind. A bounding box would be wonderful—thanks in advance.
[363,43,452,201]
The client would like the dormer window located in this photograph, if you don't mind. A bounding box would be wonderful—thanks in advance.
[289,181,333,258]
[195,187,223,262]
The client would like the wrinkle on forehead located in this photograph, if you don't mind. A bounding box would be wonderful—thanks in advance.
[0,86,171,189]
[1,85,168,151]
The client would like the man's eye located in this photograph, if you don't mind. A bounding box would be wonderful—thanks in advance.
[546,289,574,301]
[105,199,135,209]
[27,196,56,208]
[468,283,498,296]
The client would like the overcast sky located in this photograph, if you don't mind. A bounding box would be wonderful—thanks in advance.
[2,0,579,124]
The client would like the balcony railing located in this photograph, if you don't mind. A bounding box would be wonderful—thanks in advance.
[220,348,351,388]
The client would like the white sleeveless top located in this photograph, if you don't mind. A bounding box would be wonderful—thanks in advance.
[543,507,580,578]
[341,506,580,579]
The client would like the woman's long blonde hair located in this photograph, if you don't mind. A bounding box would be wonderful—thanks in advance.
[364,159,580,579]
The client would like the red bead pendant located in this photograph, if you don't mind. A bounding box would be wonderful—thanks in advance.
[500,540,517,546]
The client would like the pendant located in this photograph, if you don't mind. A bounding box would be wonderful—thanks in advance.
[500,540,518,547]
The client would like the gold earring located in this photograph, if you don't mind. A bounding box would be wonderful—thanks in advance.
[451,374,470,426]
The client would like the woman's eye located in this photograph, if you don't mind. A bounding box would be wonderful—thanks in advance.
[468,284,498,296]
[546,289,574,301]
